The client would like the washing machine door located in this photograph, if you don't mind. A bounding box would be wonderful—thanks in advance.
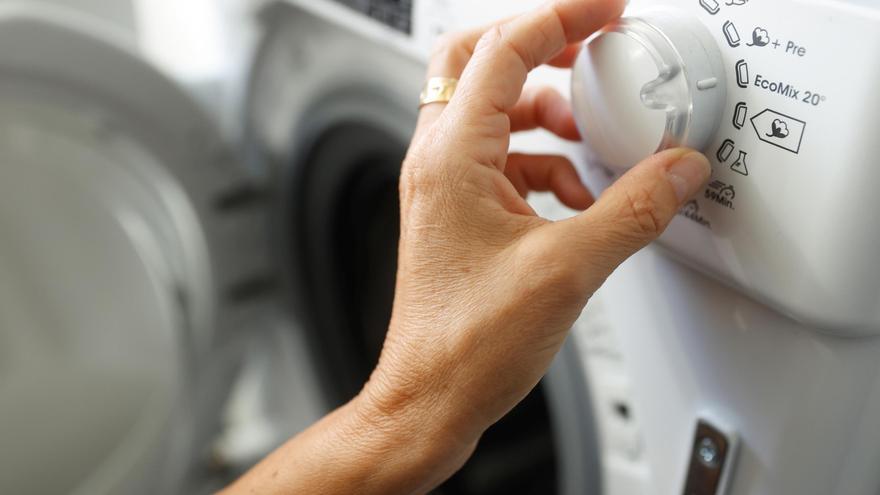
[0,5,269,494]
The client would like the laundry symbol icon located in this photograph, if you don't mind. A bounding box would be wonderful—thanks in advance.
[733,102,748,129]
[751,109,806,154]
[735,60,750,88]
[748,27,770,47]
[717,139,735,163]
[708,180,736,200]
[730,151,749,177]
[767,119,790,139]
[700,0,721,15]
[706,180,736,209]
[679,200,712,229]
[723,21,742,47]
[715,139,749,176]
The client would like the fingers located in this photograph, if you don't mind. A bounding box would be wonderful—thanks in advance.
[509,86,580,140]
[547,149,711,290]
[547,43,582,69]
[417,27,485,132]
[505,154,593,210]
[452,0,625,119]
[417,17,584,134]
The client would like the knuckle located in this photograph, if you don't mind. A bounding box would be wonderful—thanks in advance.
[430,32,457,57]
[533,11,559,53]
[430,32,456,53]
[531,84,554,101]
[477,24,533,68]
[477,24,504,47]
[619,186,668,238]
[544,5,566,45]
[430,31,472,65]
[533,85,561,108]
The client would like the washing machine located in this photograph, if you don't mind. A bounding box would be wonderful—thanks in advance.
[8,0,878,494]
[0,2,277,493]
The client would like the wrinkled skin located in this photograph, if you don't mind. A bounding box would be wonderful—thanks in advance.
[223,1,710,493]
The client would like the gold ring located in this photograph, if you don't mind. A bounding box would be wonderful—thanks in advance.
[419,77,458,108]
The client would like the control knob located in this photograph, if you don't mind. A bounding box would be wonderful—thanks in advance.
[571,11,727,172]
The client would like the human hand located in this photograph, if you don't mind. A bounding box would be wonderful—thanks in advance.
[361,0,711,482]
[223,1,711,493]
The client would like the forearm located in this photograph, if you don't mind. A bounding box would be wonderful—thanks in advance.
[220,387,476,495]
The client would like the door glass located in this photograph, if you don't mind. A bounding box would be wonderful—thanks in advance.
[0,80,204,493]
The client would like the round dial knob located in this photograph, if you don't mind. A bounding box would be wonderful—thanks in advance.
[571,11,727,172]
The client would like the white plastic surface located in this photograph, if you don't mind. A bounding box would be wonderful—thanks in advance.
[0,4,255,494]
[0,96,185,494]
[574,1,880,336]
[22,0,259,140]
[581,247,880,495]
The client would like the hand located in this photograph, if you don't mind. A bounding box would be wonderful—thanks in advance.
[223,1,710,493]
[366,0,710,462]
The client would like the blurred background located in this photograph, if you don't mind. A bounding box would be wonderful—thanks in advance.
[0,1,598,493]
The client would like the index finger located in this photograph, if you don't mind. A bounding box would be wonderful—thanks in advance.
[453,0,625,119]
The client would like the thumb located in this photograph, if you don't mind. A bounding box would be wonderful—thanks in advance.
[549,148,710,290]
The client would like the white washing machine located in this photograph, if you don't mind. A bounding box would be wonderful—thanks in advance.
[0,2,277,493]
[7,1,880,494]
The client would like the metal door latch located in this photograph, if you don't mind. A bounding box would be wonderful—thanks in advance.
[682,419,738,495]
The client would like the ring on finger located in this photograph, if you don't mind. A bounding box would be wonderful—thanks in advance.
[419,77,459,108]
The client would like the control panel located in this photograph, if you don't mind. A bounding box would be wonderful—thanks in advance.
[572,0,880,336]
[335,0,413,34]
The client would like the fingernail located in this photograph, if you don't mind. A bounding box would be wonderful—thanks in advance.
[667,152,711,202]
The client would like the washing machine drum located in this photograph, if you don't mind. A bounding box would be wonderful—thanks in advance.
[0,6,266,494]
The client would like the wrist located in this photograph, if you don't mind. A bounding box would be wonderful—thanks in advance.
[220,383,476,495]
[348,375,478,492]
